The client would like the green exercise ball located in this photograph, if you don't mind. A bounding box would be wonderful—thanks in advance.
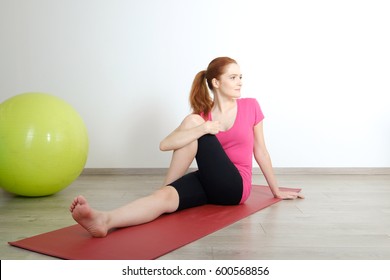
[0,92,89,196]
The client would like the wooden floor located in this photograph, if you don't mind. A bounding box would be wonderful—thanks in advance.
[1,173,390,260]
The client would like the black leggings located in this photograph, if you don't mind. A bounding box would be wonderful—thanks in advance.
[169,134,243,211]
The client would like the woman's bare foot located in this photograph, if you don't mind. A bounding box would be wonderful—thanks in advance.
[69,195,109,237]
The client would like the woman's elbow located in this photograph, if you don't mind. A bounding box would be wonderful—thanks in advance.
[159,139,174,151]
[159,141,169,151]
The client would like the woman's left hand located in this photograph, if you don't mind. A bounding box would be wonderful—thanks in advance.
[275,191,305,200]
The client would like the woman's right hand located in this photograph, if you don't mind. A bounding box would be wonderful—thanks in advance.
[203,121,221,135]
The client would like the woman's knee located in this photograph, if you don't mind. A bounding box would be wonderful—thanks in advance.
[153,186,179,213]
[181,114,205,129]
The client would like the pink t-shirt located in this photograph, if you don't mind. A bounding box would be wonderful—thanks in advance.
[206,98,264,203]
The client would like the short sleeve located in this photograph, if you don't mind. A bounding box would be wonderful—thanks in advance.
[253,98,264,125]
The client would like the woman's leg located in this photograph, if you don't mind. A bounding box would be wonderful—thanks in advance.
[70,186,179,237]
[163,115,204,185]
[195,134,243,205]
[70,115,204,237]
[163,142,197,186]
[170,134,244,211]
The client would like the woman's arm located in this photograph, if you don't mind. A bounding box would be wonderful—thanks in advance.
[160,114,221,151]
[253,121,304,199]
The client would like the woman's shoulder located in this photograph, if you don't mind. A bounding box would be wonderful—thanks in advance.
[238,98,264,122]
[238,97,260,106]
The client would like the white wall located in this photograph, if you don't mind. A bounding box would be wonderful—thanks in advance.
[1,0,389,168]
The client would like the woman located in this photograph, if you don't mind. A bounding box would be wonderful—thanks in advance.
[70,57,304,237]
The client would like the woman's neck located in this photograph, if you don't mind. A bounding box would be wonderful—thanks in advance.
[213,95,236,114]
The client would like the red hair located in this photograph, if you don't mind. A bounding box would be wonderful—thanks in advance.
[189,57,237,117]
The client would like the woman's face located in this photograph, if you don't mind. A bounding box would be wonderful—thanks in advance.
[213,63,242,98]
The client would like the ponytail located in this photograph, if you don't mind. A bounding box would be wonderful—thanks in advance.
[189,70,213,117]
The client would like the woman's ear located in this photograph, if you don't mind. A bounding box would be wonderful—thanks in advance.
[212,78,219,88]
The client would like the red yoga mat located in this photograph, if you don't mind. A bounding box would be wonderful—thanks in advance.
[9,185,300,260]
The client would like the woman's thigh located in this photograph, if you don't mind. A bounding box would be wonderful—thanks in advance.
[169,171,207,211]
[195,134,243,205]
